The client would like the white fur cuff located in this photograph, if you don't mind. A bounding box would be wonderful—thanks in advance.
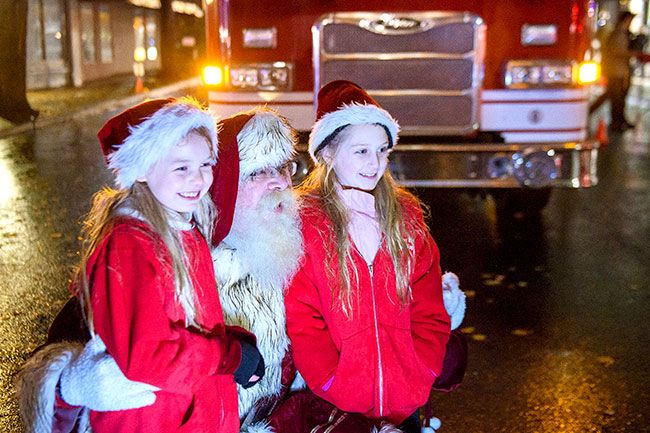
[442,272,466,330]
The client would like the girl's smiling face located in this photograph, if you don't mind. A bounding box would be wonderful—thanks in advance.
[141,131,215,214]
[324,123,391,191]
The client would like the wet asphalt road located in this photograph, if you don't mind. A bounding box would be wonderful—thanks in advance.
[0,109,648,433]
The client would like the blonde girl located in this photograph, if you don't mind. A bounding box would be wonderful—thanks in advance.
[62,98,261,433]
[284,81,451,431]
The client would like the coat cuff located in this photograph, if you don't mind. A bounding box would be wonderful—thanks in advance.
[215,325,257,375]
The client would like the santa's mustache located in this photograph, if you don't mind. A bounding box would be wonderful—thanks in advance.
[255,189,298,216]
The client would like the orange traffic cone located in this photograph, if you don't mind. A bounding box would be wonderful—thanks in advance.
[134,77,145,94]
[596,118,608,147]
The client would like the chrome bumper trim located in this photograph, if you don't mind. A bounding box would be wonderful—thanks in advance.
[296,140,599,188]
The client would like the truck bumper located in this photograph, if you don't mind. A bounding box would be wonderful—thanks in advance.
[296,140,599,188]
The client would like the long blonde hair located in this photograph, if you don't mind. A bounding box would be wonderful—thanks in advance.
[76,128,216,333]
[298,125,427,316]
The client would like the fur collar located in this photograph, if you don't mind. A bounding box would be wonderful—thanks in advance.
[213,242,290,419]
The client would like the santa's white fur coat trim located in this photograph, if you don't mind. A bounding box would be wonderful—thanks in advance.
[15,341,91,433]
[242,419,275,433]
[308,103,400,161]
[236,108,295,178]
[108,99,218,189]
[212,243,291,420]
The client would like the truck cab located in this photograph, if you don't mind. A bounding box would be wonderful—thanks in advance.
[202,0,600,198]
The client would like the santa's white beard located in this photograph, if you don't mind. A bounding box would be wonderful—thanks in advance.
[224,189,302,287]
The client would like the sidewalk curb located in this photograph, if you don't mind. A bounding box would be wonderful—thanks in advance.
[0,77,201,139]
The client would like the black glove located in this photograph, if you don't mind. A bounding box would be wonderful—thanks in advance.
[234,341,265,389]
[245,350,265,389]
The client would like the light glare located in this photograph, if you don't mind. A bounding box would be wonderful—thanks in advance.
[578,62,599,84]
[202,65,223,86]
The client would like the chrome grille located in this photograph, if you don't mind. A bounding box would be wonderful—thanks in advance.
[314,12,485,135]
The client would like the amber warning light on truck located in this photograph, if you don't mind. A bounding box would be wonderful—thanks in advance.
[578,61,600,85]
[202,65,223,87]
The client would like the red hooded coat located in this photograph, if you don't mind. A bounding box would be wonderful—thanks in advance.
[285,194,451,425]
[86,218,243,433]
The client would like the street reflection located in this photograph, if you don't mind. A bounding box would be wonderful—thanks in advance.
[522,349,613,432]
[0,142,19,205]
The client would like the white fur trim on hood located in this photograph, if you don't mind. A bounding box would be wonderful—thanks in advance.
[108,98,218,189]
[308,102,399,162]
[236,108,296,178]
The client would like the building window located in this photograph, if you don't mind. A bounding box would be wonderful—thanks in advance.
[80,3,113,64]
[98,6,113,63]
[80,3,95,63]
[27,0,44,62]
[133,14,146,61]
[27,0,65,61]
[26,0,69,88]
[42,0,64,61]
[133,11,159,62]
[145,12,158,60]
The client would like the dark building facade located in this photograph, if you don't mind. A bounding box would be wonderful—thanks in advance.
[26,0,204,89]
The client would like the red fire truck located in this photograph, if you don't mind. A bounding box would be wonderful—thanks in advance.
[201,0,601,207]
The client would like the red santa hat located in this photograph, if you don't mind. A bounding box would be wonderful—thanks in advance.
[209,106,296,245]
[308,80,399,161]
[97,97,218,189]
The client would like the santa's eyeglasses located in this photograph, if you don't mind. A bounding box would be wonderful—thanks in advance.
[248,161,297,182]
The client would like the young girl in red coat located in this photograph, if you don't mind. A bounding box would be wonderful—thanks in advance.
[66,98,263,433]
[284,81,454,433]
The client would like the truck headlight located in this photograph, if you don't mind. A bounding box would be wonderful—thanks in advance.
[512,150,558,188]
[504,60,575,88]
[230,62,291,91]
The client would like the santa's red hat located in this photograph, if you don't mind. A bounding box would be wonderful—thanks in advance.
[210,106,296,245]
[97,97,218,189]
[308,80,399,161]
